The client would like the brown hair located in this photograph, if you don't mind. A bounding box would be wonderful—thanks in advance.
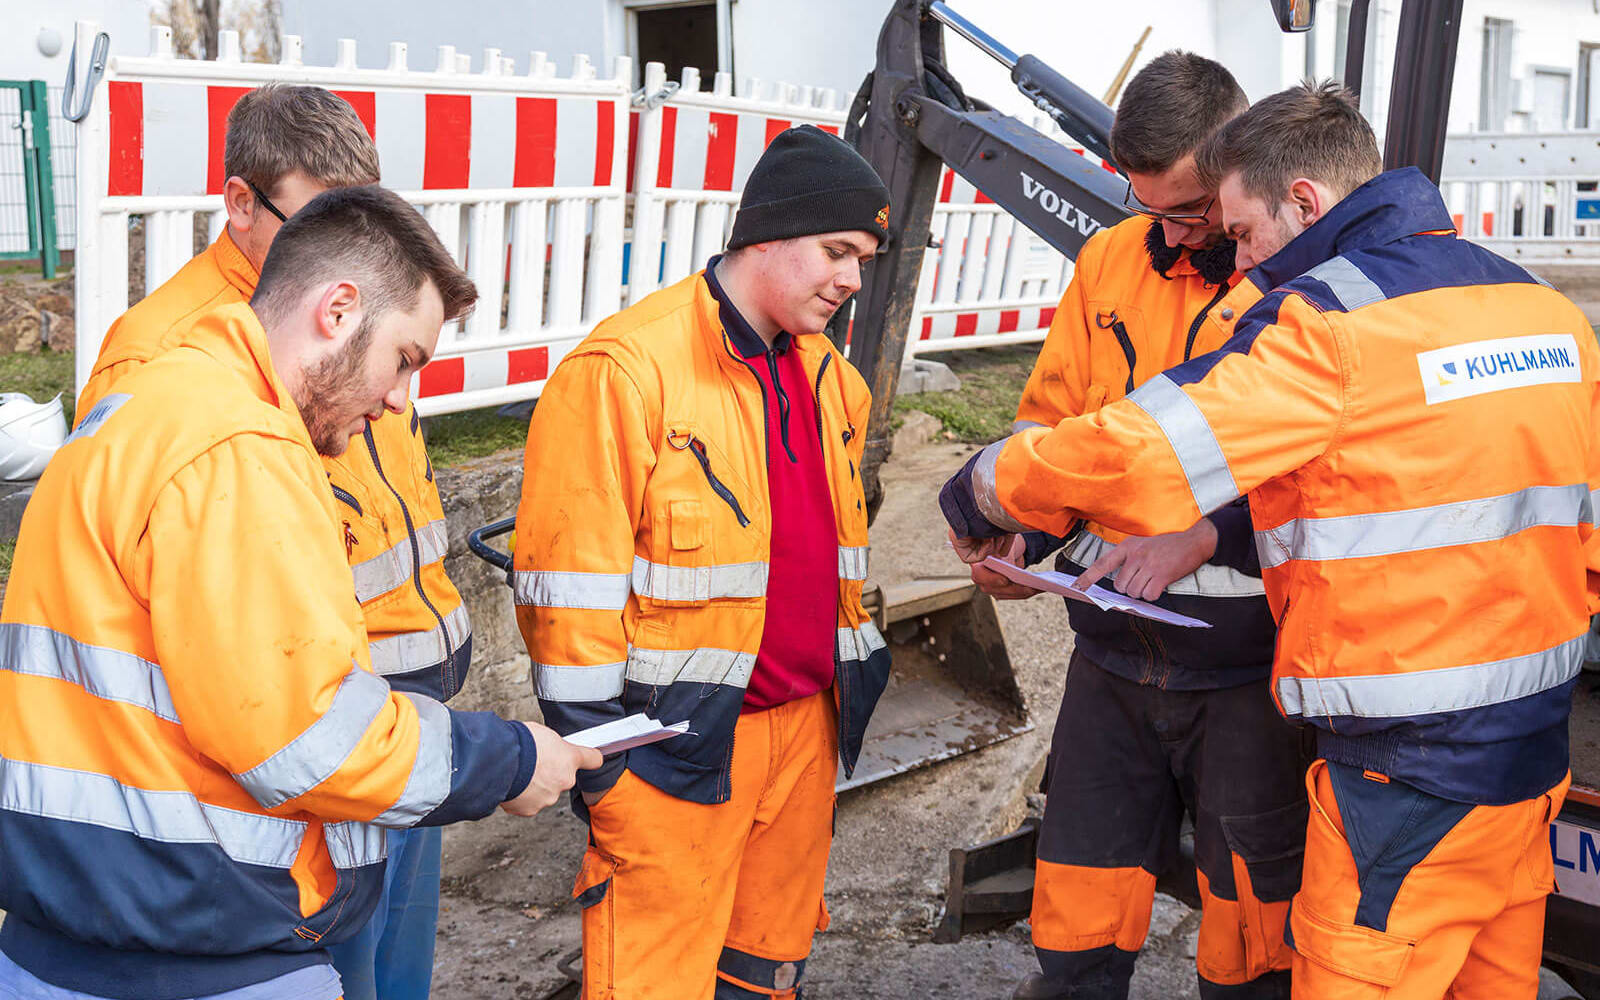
[1109,51,1248,175]
[1195,80,1382,204]
[251,185,477,325]
[224,84,381,193]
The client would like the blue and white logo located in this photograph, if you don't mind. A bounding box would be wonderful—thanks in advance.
[1417,334,1583,405]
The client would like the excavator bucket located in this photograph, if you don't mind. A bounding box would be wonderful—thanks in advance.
[847,576,1030,790]
[467,520,1030,793]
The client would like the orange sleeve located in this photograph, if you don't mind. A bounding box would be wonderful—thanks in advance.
[1013,233,1103,429]
[982,293,1347,538]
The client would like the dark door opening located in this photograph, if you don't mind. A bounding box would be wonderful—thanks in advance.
[635,3,719,86]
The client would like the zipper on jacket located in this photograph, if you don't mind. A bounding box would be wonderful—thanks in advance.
[811,354,833,450]
[363,424,456,687]
[1183,283,1232,361]
[675,433,752,527]
[330,483,363,516]
[812,354,857,483]
[1108,320,1138,395]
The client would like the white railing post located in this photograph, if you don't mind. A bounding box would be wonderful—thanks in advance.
[627,61,669,305]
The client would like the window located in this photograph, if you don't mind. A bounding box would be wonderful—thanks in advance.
[1531,68,1571,132]
[1479,17,1514,131]
[1578,43,1600,128]
[630,2,720,88]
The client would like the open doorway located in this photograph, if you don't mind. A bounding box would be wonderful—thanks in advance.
[632,2,720,86]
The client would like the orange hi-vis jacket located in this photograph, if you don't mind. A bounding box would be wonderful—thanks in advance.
[515,270,891,805]
[77,229,472,702]
[1014,215,1274,689]
[0,303,534,997]
[944,168,1600,806]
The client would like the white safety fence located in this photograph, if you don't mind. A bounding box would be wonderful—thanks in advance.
[1441,132,1600,261]
[70,20,630,416]
[70,23,1084,416]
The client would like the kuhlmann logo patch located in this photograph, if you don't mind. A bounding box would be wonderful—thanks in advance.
[1416,334,1582,405]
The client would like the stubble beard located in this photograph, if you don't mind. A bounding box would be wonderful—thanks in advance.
[296,316,376,457]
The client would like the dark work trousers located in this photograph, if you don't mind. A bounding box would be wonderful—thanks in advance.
[1029,650,1309,999]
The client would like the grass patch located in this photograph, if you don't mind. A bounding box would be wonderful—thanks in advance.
[422,406,529,467]
[0,539,11,592]
[893,343,1040,443]
[0,349,75,426]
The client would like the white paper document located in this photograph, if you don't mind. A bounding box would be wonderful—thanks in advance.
[566,714,693,755]
[980,557,1212,628]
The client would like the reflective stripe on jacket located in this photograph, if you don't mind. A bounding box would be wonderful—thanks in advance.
[965,168,1600,805]
[514,270,890,805]
[1013,216,1274,688]
[0,304,531,993]
[76,230,471,703]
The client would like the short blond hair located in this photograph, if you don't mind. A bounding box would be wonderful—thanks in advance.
[223,84,380,193]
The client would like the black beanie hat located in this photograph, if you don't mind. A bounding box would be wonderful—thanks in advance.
[726,125,891,250]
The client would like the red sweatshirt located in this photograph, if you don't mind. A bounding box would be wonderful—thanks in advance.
[705,260,840,710]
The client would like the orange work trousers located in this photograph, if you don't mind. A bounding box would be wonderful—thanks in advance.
[1289,759,1569,999]
[573,689,838,1000]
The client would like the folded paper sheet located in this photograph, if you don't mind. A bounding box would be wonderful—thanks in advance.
[980,556,1211,628]
[566,714,694,755]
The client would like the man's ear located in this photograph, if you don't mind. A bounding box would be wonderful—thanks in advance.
[223,176,258,235]
[313,280,362,342]
[1286,177,1322,225]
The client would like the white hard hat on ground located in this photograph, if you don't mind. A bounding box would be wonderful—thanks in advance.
[0,393,67,482]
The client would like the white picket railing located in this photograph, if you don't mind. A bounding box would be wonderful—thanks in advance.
[69,23,1092,415]
[70,20,631,416]
[1441,131,1600,260]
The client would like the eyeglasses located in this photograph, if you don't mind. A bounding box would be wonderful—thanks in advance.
[247,179,288,223]
[1122,180,1214,226]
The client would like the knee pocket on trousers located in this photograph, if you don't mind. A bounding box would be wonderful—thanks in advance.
[573,848,617,909]
[1288,899,1415,987]
[1220,799,1309,903]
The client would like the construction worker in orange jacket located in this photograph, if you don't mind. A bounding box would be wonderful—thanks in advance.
[73,85,469,1000]
[942,81,1593,1000]
[0,187,602,1000]
[514,126,891,999]
[979,53,1302,1000]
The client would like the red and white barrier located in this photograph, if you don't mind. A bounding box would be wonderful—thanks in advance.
[72,21,630,416]
[624,63,848,306]
[72,21,1084,416]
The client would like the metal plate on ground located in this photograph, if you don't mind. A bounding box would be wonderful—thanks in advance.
[839,578,1031,793]
[839,669,1033,792]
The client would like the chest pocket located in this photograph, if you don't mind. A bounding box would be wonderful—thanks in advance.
[1088,302,1146,408]
[327,462,411,611]
[638,425,764,607]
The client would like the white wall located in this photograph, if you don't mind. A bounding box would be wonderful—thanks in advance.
[1451,0,1600,132]
[1,1,151,87]
[278,0,619,76]
[727,0,889,98]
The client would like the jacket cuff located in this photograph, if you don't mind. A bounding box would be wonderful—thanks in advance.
[940,450,1010,539]
[1206,499,1261,577]
[503,719,539,802]
[1022,530,1067,567]
[576,753,628,799]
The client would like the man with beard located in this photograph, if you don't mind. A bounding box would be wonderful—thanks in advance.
[0,186,602,1000]
[971,53,1304,1000]
[74,85,477,1000]
[514,125,892,999]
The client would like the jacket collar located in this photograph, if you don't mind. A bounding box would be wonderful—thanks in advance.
[702,254,795,358]
[179,301,297,419]
[1248,167,1455,291]
[213,227,261,299]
